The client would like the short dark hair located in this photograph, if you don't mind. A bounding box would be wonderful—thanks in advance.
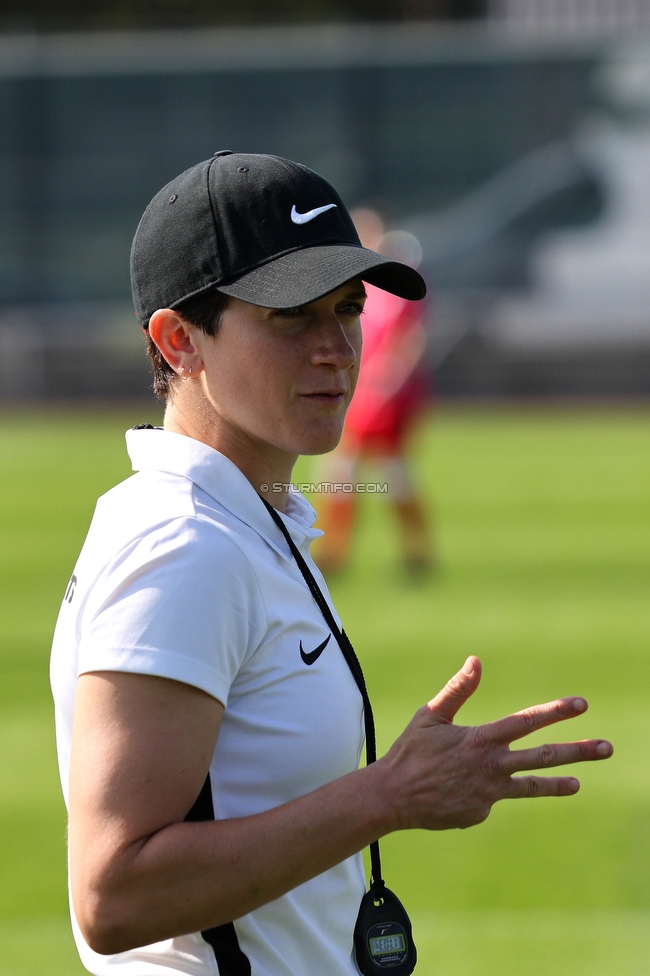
[144,288,229,399]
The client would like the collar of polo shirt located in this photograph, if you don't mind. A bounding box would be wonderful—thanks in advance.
[125,427,322,560]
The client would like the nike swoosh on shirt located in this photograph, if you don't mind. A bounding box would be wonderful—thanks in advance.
[291,203,337,225]
[300,633,332,665]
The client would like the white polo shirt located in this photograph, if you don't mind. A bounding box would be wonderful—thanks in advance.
[50,427,366,976]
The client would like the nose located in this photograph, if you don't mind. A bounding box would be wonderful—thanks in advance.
[310,312,359,371]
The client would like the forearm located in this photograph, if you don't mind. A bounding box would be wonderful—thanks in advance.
[72,759,395,955]
[71,665,613,956]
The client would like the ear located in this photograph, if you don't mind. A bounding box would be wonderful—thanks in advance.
[148,309,203,378]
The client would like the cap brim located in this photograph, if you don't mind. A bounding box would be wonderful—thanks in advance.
[217,244,426,307]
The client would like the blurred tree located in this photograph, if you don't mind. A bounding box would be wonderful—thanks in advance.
[0,0,487,32]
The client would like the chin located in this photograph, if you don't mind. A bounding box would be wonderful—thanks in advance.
[301,439,344,457]
[291,426,344,457]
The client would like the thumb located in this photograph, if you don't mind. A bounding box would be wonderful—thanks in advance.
[426,656,482,724]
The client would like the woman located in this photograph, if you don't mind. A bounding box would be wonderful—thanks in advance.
[50,151,612,976]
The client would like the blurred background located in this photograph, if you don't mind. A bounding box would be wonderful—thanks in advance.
[2,0,650,398]
[0,1,648,974]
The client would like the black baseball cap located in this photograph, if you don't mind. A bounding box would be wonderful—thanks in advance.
[131,151,426,327]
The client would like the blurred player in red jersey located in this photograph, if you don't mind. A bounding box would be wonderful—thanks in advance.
[314,208,435,577]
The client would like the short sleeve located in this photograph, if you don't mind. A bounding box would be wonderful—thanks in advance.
[77,517,263,706]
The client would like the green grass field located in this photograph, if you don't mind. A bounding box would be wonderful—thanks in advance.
[0,403,648,975]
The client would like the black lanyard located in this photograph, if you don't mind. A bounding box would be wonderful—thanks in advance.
[261,496,417,976]
[260,495,383,889]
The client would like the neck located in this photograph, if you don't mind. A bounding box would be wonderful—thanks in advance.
[163,388,297,513]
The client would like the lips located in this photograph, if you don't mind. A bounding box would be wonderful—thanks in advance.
[300,387,346,399]
[300,391,346,407]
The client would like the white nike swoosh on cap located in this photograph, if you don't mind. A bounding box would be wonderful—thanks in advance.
[291,203,337,225]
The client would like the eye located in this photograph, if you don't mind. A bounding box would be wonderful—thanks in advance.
[274,306,305,318]
[338,301,365,317]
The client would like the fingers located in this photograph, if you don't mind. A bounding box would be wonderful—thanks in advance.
[483,696,590,745]
[426,657,482,724]
[502,738,614,775]
[502,737,613,798]
[504,775,582,799]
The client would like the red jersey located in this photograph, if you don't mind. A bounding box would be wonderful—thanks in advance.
[344,283,428,450]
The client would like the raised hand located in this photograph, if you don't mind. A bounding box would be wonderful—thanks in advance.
[380,656,613,832]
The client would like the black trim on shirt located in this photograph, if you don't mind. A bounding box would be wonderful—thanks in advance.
[185,776,252,976]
